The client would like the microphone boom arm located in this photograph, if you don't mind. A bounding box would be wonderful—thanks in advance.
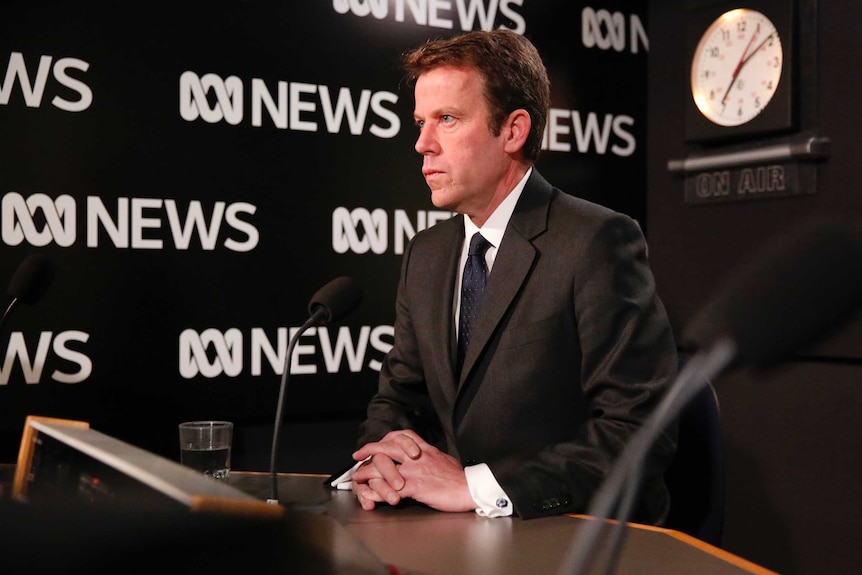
[267,307,327,505]
[0,297,20,335]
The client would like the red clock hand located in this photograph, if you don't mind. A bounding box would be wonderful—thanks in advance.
[721,32,758,106]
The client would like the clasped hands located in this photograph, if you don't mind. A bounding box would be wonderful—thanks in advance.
[351,429,476,513]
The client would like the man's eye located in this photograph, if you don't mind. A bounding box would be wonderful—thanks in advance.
[416,120,425,129]
[441,115,454,124]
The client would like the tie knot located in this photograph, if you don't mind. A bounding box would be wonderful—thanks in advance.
[468,233,491,257]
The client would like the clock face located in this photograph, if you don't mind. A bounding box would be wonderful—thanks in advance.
[690,8,784,127]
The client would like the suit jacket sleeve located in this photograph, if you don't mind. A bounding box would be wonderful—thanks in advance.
[357,234,451,450]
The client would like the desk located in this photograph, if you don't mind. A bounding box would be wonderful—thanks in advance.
[229,472,777,575]
[1,459,774,575]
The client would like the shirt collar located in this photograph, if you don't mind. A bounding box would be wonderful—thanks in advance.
[463,167,531,248]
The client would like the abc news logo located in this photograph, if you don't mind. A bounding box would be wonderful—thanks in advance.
[179,71,400,137]
[332,207,455,255]
[332,0,526,33]
[581,7,648,54]
[178,325,393,379]
[1,193,258,251]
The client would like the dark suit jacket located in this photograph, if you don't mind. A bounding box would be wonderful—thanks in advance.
[358,169,678,522]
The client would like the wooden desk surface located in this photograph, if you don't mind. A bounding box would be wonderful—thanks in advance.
[1,463,775,575]
[228,471,777,575]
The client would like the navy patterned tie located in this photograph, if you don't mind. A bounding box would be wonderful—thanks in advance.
[458,232,491,372]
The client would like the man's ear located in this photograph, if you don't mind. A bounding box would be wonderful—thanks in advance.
[502,109,531,154]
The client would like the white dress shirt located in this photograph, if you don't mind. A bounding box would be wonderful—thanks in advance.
[457,168,531,517]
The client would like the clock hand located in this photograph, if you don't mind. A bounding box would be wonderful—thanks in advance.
[740,32,777,68]
[720,31,777,108]
[721,33,758,107]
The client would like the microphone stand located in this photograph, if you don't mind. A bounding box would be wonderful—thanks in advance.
[267,308,327,505]
[556,338,736,575]
[0,297,20,335]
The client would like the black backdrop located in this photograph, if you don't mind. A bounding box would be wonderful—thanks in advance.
[1,1,648,470]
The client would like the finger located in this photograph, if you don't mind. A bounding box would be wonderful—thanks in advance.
[373,454,405,491]
[353,439,411,463]
[353,430,431,461]
[355,474,401,508]
[352,444,377,461]
[386,429,434,451]
[352,440,390,461]
[352,453,391,483]
[353,483,381,510]
[354,454,406,493]
[368,476,403,506]
[390,433,423,459]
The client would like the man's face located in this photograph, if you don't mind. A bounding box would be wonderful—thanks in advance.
[413,66,511,219]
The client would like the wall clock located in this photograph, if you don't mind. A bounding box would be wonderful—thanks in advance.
[691,8,783,127]
[684,0,796,143]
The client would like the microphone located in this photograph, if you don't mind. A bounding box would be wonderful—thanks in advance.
[268,277,362,504]
[307,276,363,326]
[557,216,862,575]
[1,254,55,334]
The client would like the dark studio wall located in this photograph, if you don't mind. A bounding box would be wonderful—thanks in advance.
[648,1,862,574]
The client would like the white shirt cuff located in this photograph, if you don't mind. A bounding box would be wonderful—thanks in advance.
[464,463,513,517]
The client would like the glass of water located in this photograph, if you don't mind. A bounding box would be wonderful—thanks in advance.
[178,420,233,481]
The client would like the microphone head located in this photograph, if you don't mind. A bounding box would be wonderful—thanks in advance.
[8,254,55,305]
[682,216,862,366]
[307,276,362,325]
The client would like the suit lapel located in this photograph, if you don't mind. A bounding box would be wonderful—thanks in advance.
[421,218,463,404]
[456,170,553,390]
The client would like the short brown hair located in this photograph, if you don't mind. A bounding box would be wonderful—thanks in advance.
[402,29,550,163]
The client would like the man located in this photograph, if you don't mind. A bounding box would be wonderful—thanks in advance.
[350,29,678,523]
